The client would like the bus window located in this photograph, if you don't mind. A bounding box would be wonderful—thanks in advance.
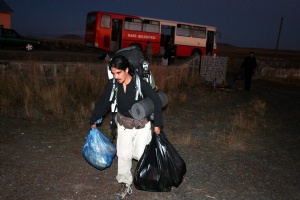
[125,17,142,31]
[143,20,160,33]
[101,15,111,28]
[192,26,206,38]
[86,14,96,27]
[176,24,192,37]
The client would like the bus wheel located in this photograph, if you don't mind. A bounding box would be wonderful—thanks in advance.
[191,50,201,57]
[130,43,142,51]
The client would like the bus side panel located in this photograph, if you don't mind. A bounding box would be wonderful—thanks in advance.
[176,45,194,57]
[121,30,160,54]
[85,30,96,47]
[151,43,161,55]
[175,45,206,57]
[175,35,208,56]
[95,26,111,51]
[120,39,161,55]
[85,12,111,51]
[213,48,217,56]
[85,15,97,47]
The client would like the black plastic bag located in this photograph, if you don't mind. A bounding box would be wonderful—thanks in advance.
[158,132,187,187]
[133,133,172,192]
[134,132,186,191]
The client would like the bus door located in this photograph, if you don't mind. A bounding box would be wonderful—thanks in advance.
[206,31,215,55]
[160,25,175,55]
[111,19,123,51]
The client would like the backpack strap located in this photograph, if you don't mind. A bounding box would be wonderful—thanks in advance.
[109,78,118,112]
[109,78,116,101]
[135,75,143,100]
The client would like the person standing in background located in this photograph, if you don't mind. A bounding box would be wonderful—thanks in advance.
[241,52,257,91]
[144,41,153,65]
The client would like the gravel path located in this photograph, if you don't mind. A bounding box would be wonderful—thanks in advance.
[1,79,300,200]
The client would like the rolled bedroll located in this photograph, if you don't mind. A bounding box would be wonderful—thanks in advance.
[130,92,168,120]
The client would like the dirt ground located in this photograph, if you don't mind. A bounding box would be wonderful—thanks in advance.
[1,46,300,199]
[1,75,300,199]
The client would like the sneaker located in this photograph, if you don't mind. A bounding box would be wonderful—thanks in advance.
[114,183,132,200]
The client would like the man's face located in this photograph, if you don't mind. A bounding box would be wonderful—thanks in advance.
[111,67,128,84]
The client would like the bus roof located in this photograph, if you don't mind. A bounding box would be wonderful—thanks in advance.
[88,11,217,30]
[139,16,217,30]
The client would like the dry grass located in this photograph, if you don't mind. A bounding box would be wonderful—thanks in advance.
[207,97,267,150]
[0,59,201,125]
[0,55,267,149]
[0,61,107,124]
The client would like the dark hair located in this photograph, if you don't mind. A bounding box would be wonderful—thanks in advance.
[109,55,134,76]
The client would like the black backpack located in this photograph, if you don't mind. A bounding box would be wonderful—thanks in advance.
[114,46,145,77]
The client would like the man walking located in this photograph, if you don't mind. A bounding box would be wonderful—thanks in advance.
[90,55,163,200]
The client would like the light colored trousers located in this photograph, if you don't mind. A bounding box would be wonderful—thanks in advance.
[116,121,152,186]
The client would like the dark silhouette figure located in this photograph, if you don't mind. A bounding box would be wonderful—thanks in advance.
[144,41,153,64]
[241,52,257,90]
[163,41,177,65]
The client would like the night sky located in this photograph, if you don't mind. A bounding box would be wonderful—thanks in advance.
[6,0,300,50]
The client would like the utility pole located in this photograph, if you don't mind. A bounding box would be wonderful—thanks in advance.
[275,17,283,57]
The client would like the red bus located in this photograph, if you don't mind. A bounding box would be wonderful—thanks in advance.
[85,11,217,57]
